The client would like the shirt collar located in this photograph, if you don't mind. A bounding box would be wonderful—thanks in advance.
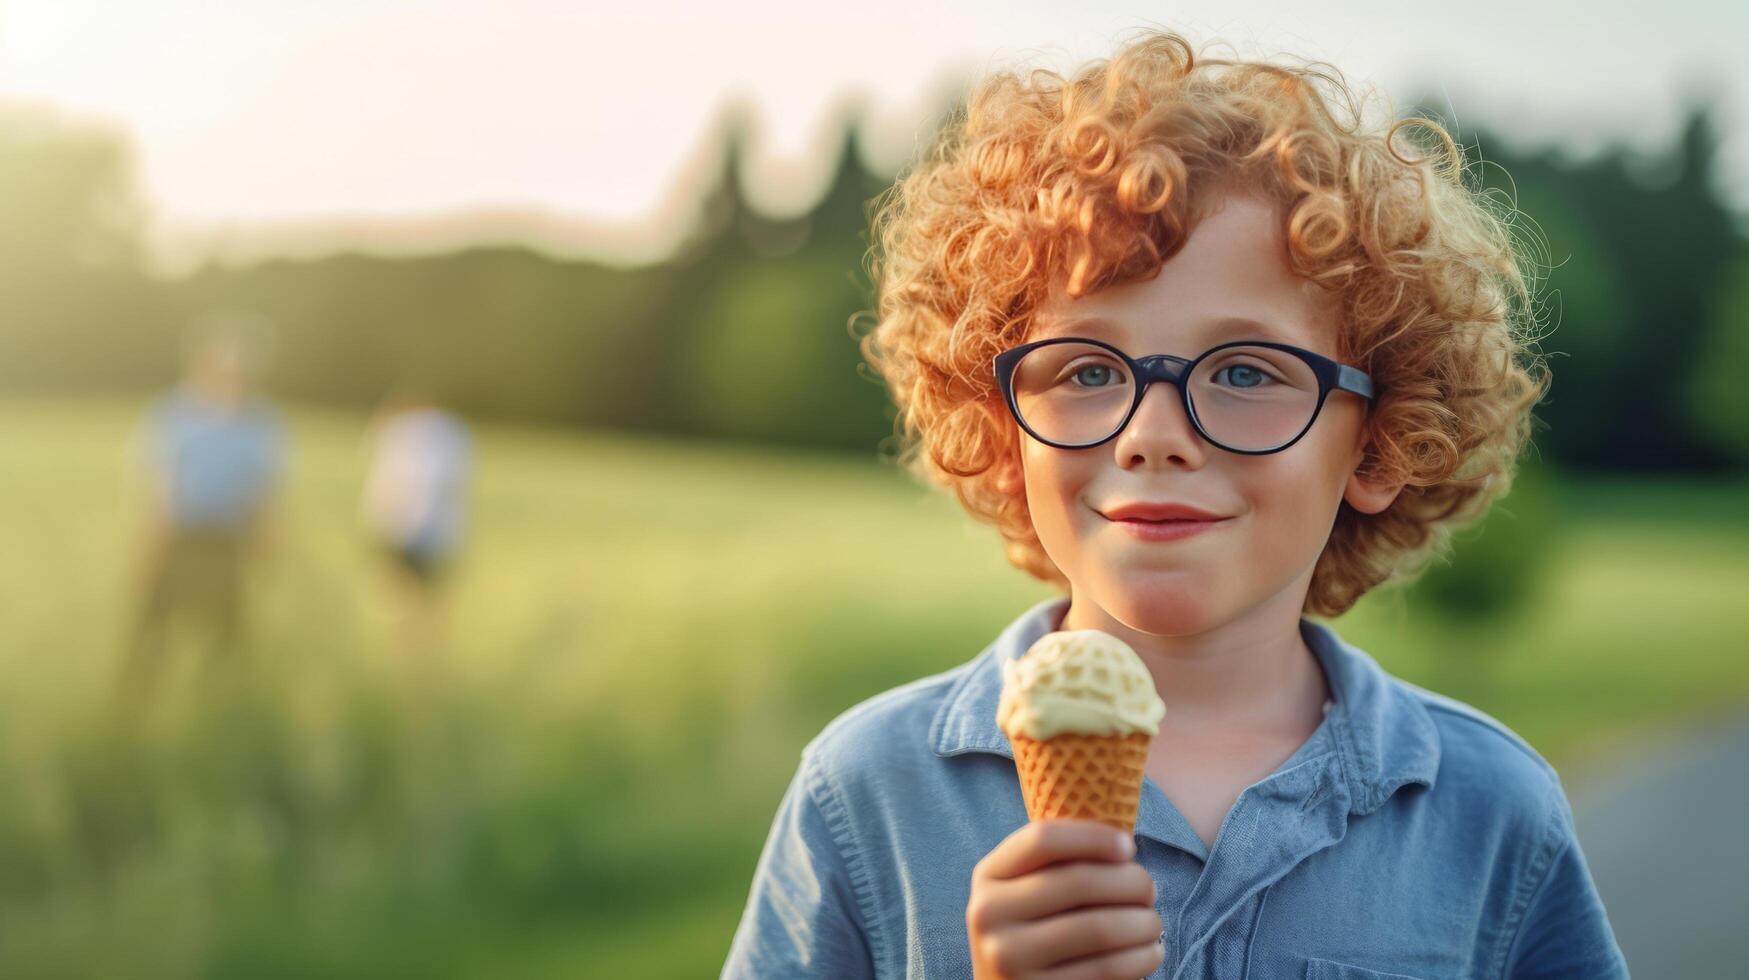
[928,595,1440,818]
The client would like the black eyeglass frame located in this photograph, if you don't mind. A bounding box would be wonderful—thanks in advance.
[991,337,1376,455]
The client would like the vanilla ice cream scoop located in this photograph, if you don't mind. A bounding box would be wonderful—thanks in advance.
[997,629,1166,741]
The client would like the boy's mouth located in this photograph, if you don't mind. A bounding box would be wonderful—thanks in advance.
[1097,502,1232,523]
[1102,512,1232,541]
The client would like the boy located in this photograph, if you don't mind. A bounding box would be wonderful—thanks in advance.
[723,28,1627,979]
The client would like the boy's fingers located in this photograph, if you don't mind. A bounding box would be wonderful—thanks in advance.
[977,819,1134,881]
[1001,905,1163,970]
[987,859,1155,924]
[1035,939,1168,980]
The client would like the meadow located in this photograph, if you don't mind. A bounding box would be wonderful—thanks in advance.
[0,394,1745,977]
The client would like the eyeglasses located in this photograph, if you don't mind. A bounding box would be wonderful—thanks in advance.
[992,337,1375,454]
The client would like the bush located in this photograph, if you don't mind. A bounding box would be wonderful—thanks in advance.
[1407,457,1562,623]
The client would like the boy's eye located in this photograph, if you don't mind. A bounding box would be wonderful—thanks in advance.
[1063,358,1127,389]
[1073,365,1116,387]
[1214,363,1276,389]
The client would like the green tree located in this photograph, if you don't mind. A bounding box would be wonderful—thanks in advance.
[1686,243,1749,465]
[0,103,170,391]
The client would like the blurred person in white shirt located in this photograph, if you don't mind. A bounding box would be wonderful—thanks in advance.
[361,390,471,663]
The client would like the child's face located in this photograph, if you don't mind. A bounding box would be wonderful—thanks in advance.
[1007,190,1401,635]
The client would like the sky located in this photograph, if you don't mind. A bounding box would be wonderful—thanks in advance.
[2,0,1744,270]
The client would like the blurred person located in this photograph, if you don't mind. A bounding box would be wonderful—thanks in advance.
[723,28,1627,979]
[360,390,471,664]
[120,311,285,710]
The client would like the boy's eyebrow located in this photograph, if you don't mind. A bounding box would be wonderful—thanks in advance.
[1036,315,1126,340]
[1037,314,1304,349]
[1202,316,1305,347]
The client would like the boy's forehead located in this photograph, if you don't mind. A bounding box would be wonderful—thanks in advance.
[1031,306,1320,355]
[1027,187,1346,353]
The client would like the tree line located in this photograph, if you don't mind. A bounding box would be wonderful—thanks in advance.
[1,95,1743,474]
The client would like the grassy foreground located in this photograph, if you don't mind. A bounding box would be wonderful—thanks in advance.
[0,394,1744,977]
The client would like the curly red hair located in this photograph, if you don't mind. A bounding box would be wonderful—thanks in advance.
[856,28,1552,617]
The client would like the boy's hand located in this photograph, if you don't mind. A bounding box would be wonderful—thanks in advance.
[967,818,1165,980]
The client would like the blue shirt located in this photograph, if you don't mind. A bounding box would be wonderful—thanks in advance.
[147,388,285,531]
[721,596,1628,979]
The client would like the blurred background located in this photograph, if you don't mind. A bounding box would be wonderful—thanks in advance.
[3,2,1747,976]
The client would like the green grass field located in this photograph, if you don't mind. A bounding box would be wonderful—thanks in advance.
[1,394,1745,977]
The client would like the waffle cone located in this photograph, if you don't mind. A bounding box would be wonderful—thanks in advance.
[1009,730,1151,831]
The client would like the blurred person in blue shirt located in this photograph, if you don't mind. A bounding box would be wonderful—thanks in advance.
[120,312,284,707]
[723,29,1627,979]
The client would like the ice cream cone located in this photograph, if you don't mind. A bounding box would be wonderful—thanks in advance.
[997,629,1165,833]
[1009,729,1152,829]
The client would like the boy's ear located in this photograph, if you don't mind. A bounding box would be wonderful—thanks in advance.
[994,453,1024,497]
[1343,437,1405,515]
[1344,469,1403,515]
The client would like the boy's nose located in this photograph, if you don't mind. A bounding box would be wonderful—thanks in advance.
[1112,382,1208,467]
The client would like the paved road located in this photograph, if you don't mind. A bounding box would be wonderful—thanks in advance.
[1569,710,1749,979]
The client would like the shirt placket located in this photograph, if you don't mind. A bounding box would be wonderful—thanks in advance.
[1141,756,1349,980]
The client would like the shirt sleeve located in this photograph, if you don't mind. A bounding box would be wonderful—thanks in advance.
[720,751,876,979]
[1502,779,1630,979]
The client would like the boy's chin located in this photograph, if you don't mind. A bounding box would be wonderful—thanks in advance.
[1092,579,1225,636]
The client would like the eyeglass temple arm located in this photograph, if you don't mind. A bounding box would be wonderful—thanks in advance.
[1338,364,1374,400]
